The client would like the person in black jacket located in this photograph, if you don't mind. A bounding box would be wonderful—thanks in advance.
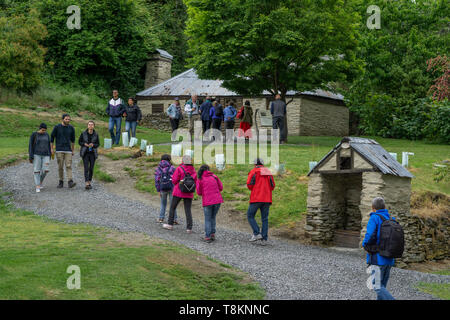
[51,114,76,189]
[78,121,100,190]
[124,97,142,138]
[29,123,51,193]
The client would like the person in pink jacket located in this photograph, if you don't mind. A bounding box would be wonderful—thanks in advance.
[163,155,197,233]
[196,164,224,243]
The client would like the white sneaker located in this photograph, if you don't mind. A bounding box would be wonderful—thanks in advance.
[249,234,263,242]
[35,187,40,193]
[162,224,173,230]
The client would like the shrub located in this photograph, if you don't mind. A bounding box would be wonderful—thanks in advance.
[0,10,47,91]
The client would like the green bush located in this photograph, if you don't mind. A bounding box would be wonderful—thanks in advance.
[0,9,47,91]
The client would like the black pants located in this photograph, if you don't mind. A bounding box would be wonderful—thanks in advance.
[168,196,193,230]
[225,120,235,130]
[202,120,211,134]
[82,152,96,182]
[272,116,285,142]
[212,118,222,131]
[170,118,180,132]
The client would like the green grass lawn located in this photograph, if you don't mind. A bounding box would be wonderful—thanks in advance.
[416,269,450,300]
[0,196,264,300]
[124,137,449,229]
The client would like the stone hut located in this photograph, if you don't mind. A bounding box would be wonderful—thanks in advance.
[306,137,450,264]
[136,53,349,136]
[306,137,413,248]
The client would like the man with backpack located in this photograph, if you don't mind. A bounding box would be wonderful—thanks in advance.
[163,155,197,233]
[362,197,404,300]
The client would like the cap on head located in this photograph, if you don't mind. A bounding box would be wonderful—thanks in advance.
[174,97,179,101]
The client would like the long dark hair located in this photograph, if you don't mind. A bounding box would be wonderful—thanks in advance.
[197,164,210,180]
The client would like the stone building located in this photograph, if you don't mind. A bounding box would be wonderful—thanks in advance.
[306,137,449,264]
[136,50,349,137]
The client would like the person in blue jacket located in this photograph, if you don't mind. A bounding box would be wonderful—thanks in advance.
[362,197,395,300]
[223,101,237,130]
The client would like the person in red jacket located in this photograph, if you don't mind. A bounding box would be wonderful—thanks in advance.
[246,158,275,245]
[196,164,224,243]
[163,155,197,233]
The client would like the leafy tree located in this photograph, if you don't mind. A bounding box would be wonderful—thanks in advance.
[184,0,362,103]
[146,0,190,75]
[427,55,449,102]
[0,9,47,91]
[346,0,450,139]
[3,0,160,97]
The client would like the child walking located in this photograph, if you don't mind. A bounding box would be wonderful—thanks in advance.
[196,165,224,242]
[155,154,178,224]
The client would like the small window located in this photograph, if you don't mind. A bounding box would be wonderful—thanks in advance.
[152,104,164,114]
[340,157,351,170]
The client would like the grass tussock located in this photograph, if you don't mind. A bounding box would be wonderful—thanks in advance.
[410,191,450,219]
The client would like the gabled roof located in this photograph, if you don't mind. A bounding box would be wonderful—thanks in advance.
[136,68,344,101]
[307,137,414,178]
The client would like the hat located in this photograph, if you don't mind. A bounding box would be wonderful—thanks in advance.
[39,123,47,129]
[174,97,179,101]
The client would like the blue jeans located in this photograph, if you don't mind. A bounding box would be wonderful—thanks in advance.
[160,191,177,221]
[33,155,50,186]
[108,117,122,145]
[204,203,221,238]
[247,202,271,240]
[371,265,395,300]
[125,121,138,138]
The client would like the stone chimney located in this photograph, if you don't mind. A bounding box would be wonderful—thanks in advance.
[144,49,173,89]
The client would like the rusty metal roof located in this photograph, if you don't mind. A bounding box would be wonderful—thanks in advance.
[136,68,344,101]
[308,137,414,178]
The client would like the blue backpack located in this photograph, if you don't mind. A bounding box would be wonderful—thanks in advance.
[160,167,173,192]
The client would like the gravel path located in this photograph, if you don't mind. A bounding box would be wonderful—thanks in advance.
[1,157,448,300]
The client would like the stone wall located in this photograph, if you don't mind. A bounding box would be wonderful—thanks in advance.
[299,97,349,136]
[306,173,362,243]
[144,54,172,89]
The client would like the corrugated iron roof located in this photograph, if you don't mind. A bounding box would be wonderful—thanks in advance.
[308,137,414,178]
[136,68,344,101]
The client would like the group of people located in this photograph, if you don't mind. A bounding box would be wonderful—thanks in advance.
[154,154,275,244]
[29,114,99,192]
[166,95,256,141]
[106,89,142,145]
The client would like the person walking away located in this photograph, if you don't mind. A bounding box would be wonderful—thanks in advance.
[270,94,287,144]
[199,96,213,137]
[196,165,224,243]
[163,155,197,233]
[167,97,182,138]
[362,197,399,300]
[106,89,126,145]
[238,100,253,140]
[78,121,100,190]
[155,154,178,224]
[29,123,51,193]
[185,94,200,137]
[224,101,237,130]
[124,97,142,138]
[210,101,224,131]
[246,158,275,245]
[51,114,76,189]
